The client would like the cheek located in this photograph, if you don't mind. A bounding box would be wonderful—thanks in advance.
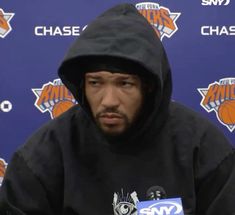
[85,90,100,115]
[123,93,143,119]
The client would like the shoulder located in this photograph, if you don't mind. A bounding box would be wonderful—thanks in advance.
[169,101,234,175]
[168,101,232,146]
[170,101,209,125]
[16,105,90,172]
[169,101,228,136]
[24,104,88,145]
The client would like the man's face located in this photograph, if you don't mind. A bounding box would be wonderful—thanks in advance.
[85,71,143,136]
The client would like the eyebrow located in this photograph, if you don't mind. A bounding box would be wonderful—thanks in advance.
[116,75,140,82]
[116,74,138,79]
[85,74,102,79]
[86,73,138,78]
[116,76,138,81]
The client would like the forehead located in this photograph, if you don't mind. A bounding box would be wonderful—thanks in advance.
[85,71,140,80]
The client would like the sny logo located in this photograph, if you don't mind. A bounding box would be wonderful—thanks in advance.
[137,198,184,215]
[0,8,14,38]
[201,0,230,6]
[136,2,181,41]
[198,78,235,132]
[32,79,77,119]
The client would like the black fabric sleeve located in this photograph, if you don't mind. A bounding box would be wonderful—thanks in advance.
[0,152,54,215]
[196,151,235,214]
[194,123,235,214]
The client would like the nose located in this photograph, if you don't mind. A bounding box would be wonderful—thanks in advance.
[101,87,120,108]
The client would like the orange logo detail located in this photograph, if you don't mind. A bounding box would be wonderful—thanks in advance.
[32,79,77,119]
[198,78,235,132]
[0,158,7,186]
[0,8,14,38]
[136,2,181,40]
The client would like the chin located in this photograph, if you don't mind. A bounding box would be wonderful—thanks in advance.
[101,126,126,137]
[103,129,125,136]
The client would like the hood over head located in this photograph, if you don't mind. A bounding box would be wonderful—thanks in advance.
[58,3,172,143]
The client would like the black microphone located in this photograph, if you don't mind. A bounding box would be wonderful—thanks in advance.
[146,185,167,200]
[137,185,185,215]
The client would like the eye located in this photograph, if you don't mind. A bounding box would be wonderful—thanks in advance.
[120,81,134,88]
[88,80,101,87]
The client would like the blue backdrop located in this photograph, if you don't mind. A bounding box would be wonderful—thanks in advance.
[0,0,234,177]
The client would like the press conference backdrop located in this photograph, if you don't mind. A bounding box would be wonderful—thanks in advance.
[0,0,235,180]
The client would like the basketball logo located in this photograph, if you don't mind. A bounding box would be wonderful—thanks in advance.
[198,77,235,132]
[0,158,7,187]
[0,8,14,38]
[32,79,77,119]
[52,100,75,118]
[218,100,235,125]
[136,2,181,41]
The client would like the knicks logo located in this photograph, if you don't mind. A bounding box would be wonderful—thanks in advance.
[198,78,235,132]
[32,79,77,119]
[0,158,7,186]
[136,2,181,41]
[0,8,14,38]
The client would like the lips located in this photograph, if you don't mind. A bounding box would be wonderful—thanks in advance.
[99,113,123,125]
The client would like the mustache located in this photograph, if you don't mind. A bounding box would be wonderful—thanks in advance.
[96,108,126,118]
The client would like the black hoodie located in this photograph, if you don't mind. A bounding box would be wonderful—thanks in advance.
[0,3,235,215]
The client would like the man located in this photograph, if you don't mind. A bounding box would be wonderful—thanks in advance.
[0,3,235,215]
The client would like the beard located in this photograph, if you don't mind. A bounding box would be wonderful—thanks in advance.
[95,108,131,137]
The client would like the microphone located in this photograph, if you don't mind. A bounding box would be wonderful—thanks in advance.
[137,186,185,215]
[146,186,167,200]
